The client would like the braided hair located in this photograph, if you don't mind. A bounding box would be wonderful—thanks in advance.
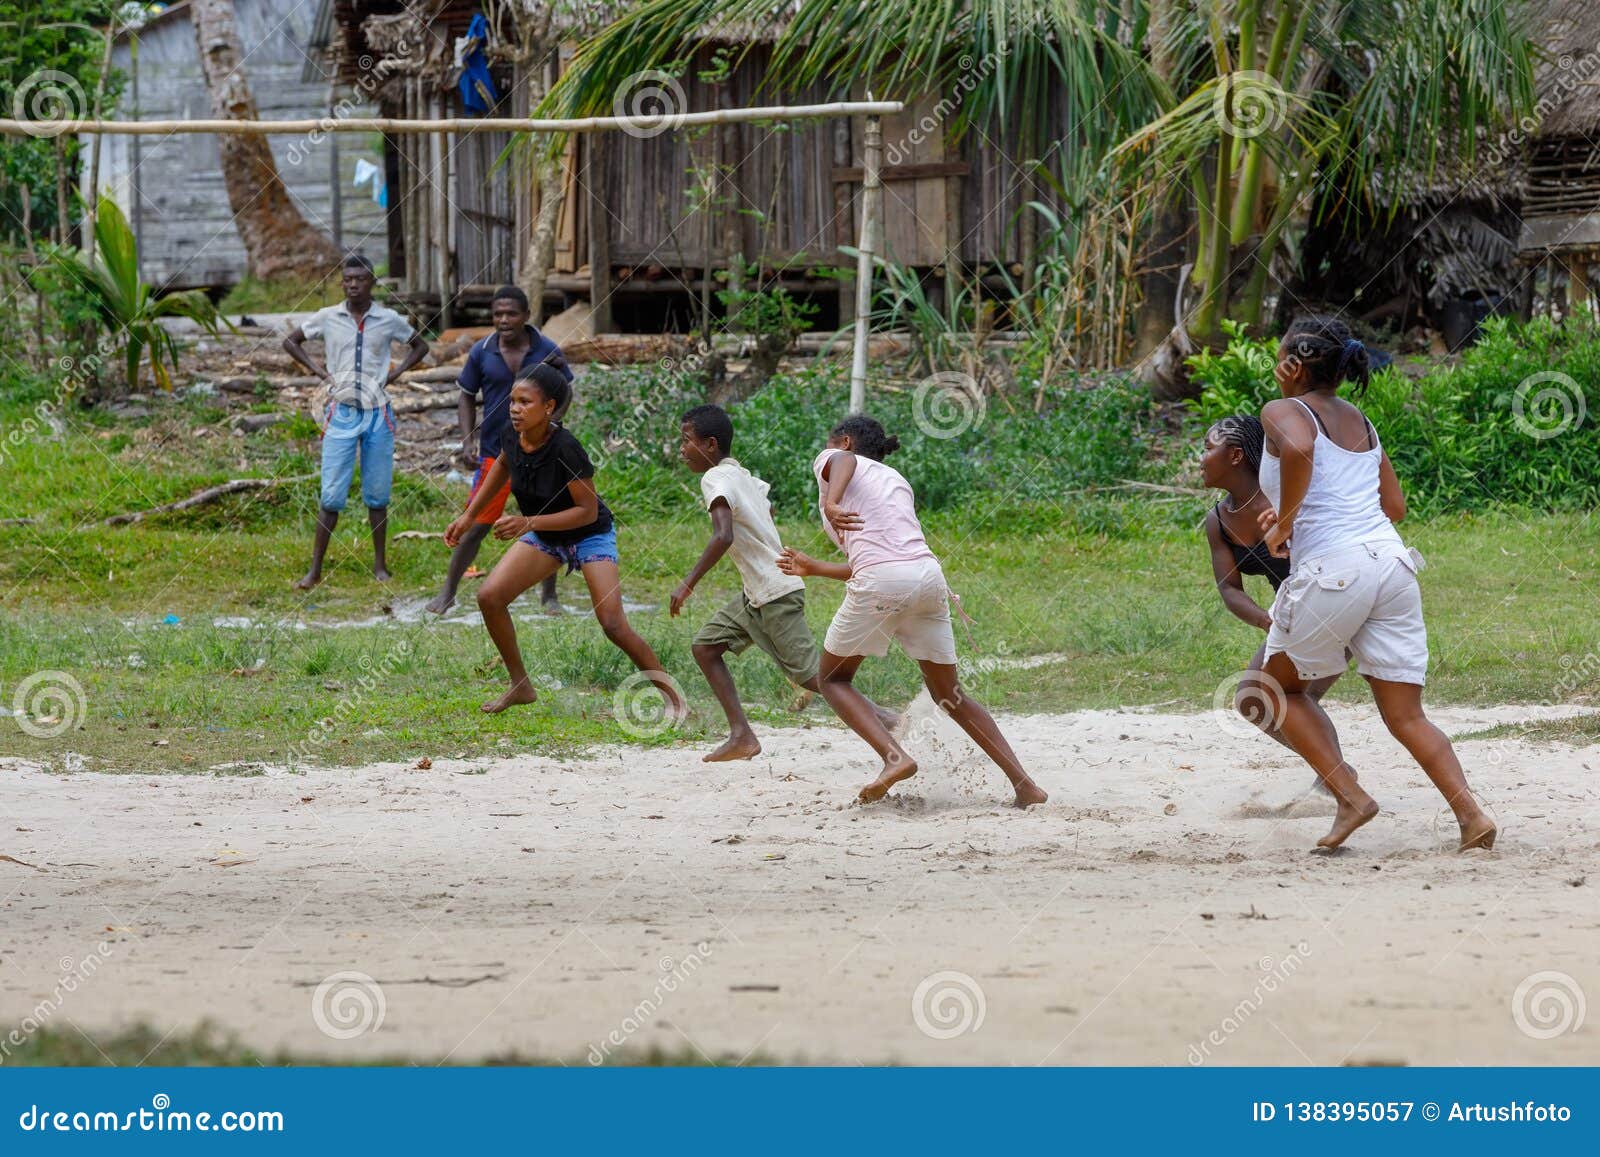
[1282,314,1371,394]
[1209,415,1266,474]
[830,414,901,461]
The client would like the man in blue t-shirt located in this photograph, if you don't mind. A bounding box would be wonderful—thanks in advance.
[426,286,574,614]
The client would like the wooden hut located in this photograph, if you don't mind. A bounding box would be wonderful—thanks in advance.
[88,0,389,291]
[1514,0,1600,315]
[311,0,1065,332]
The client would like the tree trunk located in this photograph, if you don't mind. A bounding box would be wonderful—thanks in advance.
[189,0,339,281]
[522,153,566,325]
[1133,0,1193,398]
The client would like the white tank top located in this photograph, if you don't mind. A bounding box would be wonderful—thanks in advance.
[1260,397,1402,565]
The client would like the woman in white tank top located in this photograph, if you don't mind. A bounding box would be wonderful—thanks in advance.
[1254,316,1495,853]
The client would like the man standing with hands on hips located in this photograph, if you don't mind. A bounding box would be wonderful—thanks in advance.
[283,254,430,590]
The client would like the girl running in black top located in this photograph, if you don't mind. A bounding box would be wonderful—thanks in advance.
[445,364,687,723]
[1201,416,1341,753]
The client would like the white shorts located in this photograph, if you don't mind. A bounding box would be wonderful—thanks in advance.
[1264,541,1429,685]
[824,558,958,665]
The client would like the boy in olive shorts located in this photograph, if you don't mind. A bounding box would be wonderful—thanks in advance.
[671,405,896,762]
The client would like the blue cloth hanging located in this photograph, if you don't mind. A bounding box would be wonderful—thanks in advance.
[458,13,498,115]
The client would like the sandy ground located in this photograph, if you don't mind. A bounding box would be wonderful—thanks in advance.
[2,700,1597,1066]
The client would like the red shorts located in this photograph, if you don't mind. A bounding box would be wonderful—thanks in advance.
[469,456,512,524]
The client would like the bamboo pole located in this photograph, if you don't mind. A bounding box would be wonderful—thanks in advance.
[849,113,882,414]
[1,102,904,137]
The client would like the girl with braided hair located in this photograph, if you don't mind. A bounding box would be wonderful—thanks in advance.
[1256,315,1496,851]
[1201,415,1342,759]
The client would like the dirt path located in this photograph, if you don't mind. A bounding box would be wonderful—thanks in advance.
[2,702,1596,1065]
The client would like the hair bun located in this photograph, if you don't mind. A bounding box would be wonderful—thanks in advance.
[881,434,901,457]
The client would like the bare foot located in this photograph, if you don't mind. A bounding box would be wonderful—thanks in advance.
[1317,794,1380,849]
[425,592,455,615]
[858,755,917,804]
[1458,814,1498,851]
[294,571,321,591]
[481,679,538,714]
[875,707,903,733]
[704,733,761,762]
[542,596,566,616]
[1013,780,1048,808]
[374,566,392,582]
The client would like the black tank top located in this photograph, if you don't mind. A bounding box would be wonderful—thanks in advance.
[1214,503,1290,590]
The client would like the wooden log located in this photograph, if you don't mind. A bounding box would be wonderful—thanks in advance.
[105,474,317,525]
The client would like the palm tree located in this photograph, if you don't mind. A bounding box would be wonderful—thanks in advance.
[1114,0,1536,383]
[188,0,340,281]
[39,195,222,391]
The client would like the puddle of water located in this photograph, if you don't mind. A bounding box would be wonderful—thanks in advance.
[193,596,659,632]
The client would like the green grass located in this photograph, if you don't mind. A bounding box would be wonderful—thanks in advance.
[217,276,344,316]
[3,389,1599,773]
[2,1024,765,1066]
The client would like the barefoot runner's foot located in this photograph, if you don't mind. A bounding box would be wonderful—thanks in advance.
[1013,780,1048,808]
[481,679,538,714]
[1317,792,1380,849]
[1458,813,1498,851]
[858,755,918,804]
[703,732,761,762]
[294,571,321,591]
[425,592,454,615]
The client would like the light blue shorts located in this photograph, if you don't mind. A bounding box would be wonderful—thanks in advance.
[319,404,395,511]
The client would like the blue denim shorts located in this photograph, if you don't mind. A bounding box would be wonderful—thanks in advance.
[519,525,619,574]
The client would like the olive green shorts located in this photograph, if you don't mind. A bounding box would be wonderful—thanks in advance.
[693,589,820,685]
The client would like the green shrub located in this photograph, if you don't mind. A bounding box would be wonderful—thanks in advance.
[1186,316,1600,515]
[567,361,1161,523]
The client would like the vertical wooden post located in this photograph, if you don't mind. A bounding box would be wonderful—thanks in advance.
[1567,255,1592,318]
[586,133,613,333]
[432,96,452,328]
[849,113,882,413]
[328,84,343,253]
[832,117,854,326]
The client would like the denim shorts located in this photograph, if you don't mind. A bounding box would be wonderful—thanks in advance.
[519,525,619,574]
[319,403,394,511]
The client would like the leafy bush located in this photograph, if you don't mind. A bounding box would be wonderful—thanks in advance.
[1186,316,1600,515]
[567,361,1161,524]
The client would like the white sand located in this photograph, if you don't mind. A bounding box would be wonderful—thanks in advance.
[2,702,1596,1066]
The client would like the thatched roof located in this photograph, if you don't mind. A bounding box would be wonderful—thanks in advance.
[1528,0,1600,138]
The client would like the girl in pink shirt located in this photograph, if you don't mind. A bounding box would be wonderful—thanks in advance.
[778,416,1047,808]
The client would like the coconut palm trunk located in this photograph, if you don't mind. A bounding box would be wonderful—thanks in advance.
[189,0,339,280]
